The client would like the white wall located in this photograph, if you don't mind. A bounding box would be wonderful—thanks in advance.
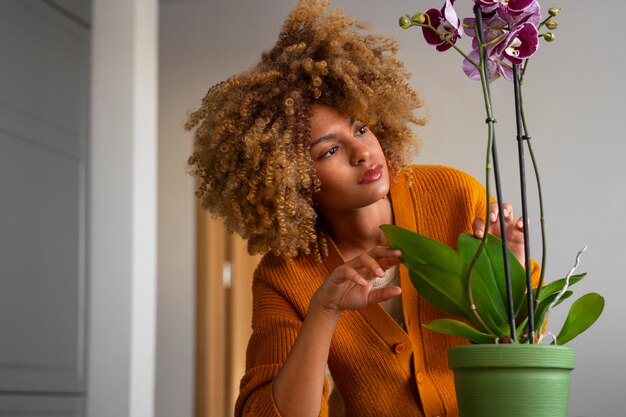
[158,1,626,416]
[154,2,198,417]
[89,0,158,416]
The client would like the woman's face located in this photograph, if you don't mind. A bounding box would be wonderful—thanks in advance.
[308,104,390,213]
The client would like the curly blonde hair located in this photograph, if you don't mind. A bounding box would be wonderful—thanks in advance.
[186,0,424,259]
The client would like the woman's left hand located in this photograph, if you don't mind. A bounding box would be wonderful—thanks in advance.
[472,202,526,266]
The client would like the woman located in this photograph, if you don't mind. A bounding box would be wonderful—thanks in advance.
[186,1,534,416]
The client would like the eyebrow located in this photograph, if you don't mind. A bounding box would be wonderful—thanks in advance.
[309,133,335,149]
[309,117,356,149]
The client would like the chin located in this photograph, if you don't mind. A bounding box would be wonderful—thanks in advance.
[374,180,390,198]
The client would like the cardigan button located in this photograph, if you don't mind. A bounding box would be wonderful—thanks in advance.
[417,371,424,383]
[393,342,406,354]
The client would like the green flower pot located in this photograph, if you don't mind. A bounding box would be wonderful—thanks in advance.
[448,344,575,417]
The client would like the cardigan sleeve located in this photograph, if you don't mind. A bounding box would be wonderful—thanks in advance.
[234,264,330,417]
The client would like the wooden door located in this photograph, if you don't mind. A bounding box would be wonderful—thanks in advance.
[195,206,260,417]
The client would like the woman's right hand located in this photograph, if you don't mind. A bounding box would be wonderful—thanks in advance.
[312,246,402,313]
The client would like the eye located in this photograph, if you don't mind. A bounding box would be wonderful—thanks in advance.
[321,146,338,159]
[355,124,369,136]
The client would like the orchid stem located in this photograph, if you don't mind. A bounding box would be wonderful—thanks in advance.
[450,42,479,70]
[465,5,519,339]
[520,58,530,83]
[518,75,547,304]
[538,15,552,30]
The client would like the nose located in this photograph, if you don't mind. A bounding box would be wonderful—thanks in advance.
[349,138,370,166]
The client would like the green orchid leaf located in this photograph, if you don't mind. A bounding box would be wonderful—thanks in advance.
[381,225,465,270]
[381,225,472,319]
[515,273,586,325]
[516,316,528,341]
[409,269,472,322]
[537,273,586,303]
[458,233,526,316]
[423,319,495,344]
[382,225,509,335]
[534,291,573,330]
[465,268,511,335]
[555,292,605,345]
[456,233,521,335]
[516,289,574,330]
[381,225,604,344]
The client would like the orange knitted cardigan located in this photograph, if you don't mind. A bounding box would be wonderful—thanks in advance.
[235,165,539,417]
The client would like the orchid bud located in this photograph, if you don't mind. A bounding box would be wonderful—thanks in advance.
[548,8,561,16]
[411,13,427,25]
[399,15,411,29]
[545,20,559,30]
[543,33,556,42]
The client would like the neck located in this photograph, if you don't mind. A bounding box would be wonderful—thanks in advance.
[319,197,393,259]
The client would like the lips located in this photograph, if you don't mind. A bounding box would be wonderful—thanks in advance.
[359,164,383,184]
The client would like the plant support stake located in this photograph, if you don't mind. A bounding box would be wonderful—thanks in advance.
[513,63,535,343]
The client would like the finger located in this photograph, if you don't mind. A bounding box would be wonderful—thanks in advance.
[515,216,528,229]
[488,202,515,236]
[473,217,486,238]
[351,252,385,278]
[501,203,514,224]
[365,247,402,272]
[342,266,370,286]
[367,286,402,304]
[369,246,402,260]
[489,201,499,223]
[491,202,513,224]
[377,254,402,271]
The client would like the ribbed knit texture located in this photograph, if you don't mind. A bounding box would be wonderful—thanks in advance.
[234,165,540,417]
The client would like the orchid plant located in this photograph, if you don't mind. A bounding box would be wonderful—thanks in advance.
[382,0,604,345]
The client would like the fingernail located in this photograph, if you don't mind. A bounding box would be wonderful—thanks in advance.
[376,268,384,277]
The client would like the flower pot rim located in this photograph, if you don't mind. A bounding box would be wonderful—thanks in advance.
[448,344,576,370]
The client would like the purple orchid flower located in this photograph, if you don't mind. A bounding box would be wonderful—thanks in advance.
[422,0,463,52]
[494,21,539,64]
[463,20,537,82]
[497,1,541,26]
[463,22,537,82]
[463,14,508,49]
[461,0,540,82]
[463,49,514,82]
[475,0,537,15]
